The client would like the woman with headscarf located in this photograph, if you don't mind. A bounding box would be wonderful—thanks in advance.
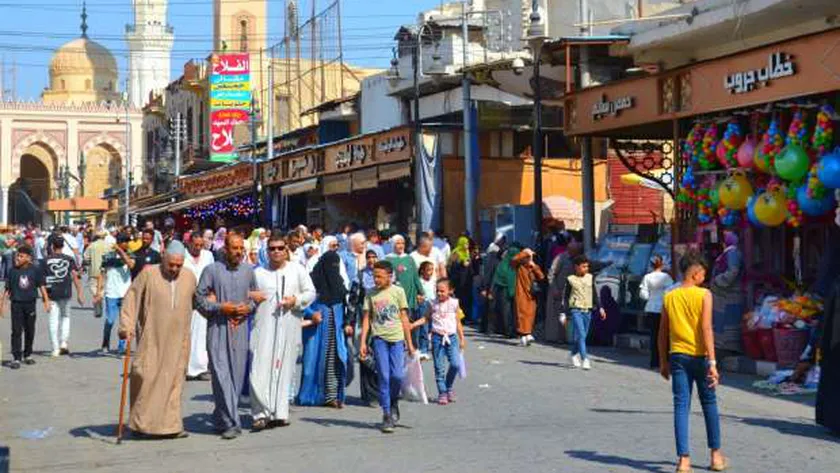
[710,230,744,351]
[448,236,474,322]
[492,242,522,338]
[512,248,545,346]
[245,228,266,266]
[479,234,505,334]
[202,229,214,252]
[385,235,423,311]
[298,238,352,408]
[211,227,227,261]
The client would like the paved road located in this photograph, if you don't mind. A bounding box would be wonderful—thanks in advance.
[1,301,837,473]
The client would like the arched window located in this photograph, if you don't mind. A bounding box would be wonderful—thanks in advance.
[239,19,249,52]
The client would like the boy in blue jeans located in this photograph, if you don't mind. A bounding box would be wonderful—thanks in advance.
[561,255,606,370]
[360,261,415,433]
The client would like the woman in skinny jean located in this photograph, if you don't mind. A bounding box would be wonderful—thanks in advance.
[659,252,727,473]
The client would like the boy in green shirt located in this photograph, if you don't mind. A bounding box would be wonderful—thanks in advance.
[360,261,415,433]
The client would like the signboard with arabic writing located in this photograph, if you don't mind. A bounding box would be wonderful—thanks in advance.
[210,53,252,162]
[591,95,634,121]
[724,51,795,95]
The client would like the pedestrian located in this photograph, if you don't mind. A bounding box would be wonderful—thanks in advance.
[512,248,545,347]
[1,245,50,369]
[366,229,385,259]
[194,232,257,440]
[479,234,505,334]
[183,232,215,381]
[43,234,84,357]
[492,242,521,338]
[358,249,380,406]
[562,255,606,370]
[117,241,195,439]
[83,230,109,319]
[385,234,423,328]
[359,260,415,433]
[95,233,133,354]
[817,266,840,435]
[640,255,674,369]
[546,242,583,344]
[659,251,727,472]
[249,234,316,430]
[131,228,162,280]
[420,278,465,405]
[144,221,164,253]
[448,236,473,321]
[299,245,351,408]
[415,261,436,359]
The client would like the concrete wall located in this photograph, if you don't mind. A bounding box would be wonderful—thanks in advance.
[360,73,406,134]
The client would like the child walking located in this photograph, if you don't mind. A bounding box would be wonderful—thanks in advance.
[415,261,437,359]
[659,252,727,473]
[1,245,51,369]
[562,255,606,370]
[420,278,465,405]
[360,261,415,433]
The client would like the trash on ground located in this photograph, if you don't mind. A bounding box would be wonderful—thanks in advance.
[478,384,491,389]
[19,427,53,440]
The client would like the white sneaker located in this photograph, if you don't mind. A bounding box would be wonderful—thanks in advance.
[50,349,60,358]
[520,336,528,347]
[582,358,592,370]
[570,354,582,368]
[526,335,535,345]
[419,352,430,361]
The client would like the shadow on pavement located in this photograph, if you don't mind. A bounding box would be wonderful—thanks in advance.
[182,413,220,435]
[190,394,214,403]
[518,360,570,368]
[68,424,119,445]
[299,417,378,431]
[565,450,672,473]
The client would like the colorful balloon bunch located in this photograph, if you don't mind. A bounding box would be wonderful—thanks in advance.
[756,116,784,173]
[785,109,809,148]
[786,182,804,228]
[677,165,697,210]
[806,162,826,199]
[718,121,742,168]
[812,104,835,156]
[717,208,741,227]
[697,177,718,224]
[699,123,719,170]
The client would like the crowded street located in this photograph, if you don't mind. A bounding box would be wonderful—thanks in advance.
[0,295,836,473]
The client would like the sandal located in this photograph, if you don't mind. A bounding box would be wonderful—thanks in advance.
[251,419,267,432]
[710,458,729,471]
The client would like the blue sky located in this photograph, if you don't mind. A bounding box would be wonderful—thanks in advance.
[0,0,443,100]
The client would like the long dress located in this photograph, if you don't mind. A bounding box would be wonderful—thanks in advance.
[195,261,257,432]
[119,265,196,435]
[250,264,316,422]
[184,249,215,377]
[512,251,545,336]
[817,280,840,435]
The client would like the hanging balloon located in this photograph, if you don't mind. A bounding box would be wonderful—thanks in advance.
[817,148,840,188]
[797,185,837,216]
[719,121,742,168]
[754,187,789,227]
[696,177,718,224]
[785,108,809,148]
[699,124,719,170]
[717,208,741,227]
[787,193,804,228]
[775,144,810,181]
[811,104,835,156]
[737,136,757,169]
[746,196,765,227]
[718,171,754,210]
[756,117,784,173]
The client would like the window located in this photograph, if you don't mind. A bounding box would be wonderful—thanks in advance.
[187,106,194,145]
[239,19,248,52]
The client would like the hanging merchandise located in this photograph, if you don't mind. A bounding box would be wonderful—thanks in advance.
[756,116,784,173]
[737,136,758,169]
[183,194,261,221]
[817,147,840,189]
[717,208,741,227]
[718,120,742,168]
[677,165,697,210]
[775,144,811,182]
[785,108,809,148]
[746,195,765,227]
[785,182,804,228]
[796,185,836,216]
[699,123,719,170]
[719,170,754,210]
[697,177,719,224]
[811,104,835,155]
[754,184,789,227]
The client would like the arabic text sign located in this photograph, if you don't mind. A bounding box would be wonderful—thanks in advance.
[210,53,252,162]
[724,51,795,95]
[591,95,634,121]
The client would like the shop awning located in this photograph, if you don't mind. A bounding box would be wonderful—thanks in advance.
[379,161,412,182]
[136,200,176,217]
[352,167,378,191]
[541,195,614,230]
[280,177,318,196]
[168,188,249,212]
[46,197,109,212]
[323,174,351,196]
[619,168,672,192]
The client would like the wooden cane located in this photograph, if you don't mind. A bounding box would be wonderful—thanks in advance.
[116,338,132,444]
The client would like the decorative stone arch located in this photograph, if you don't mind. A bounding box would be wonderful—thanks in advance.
[83,138,124,199]
[81,132,126,158]
[11,131,65,181]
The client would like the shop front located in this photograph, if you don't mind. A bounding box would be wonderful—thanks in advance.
[175,163,256,231]
[564,29,840,363]
[262,127,414,232]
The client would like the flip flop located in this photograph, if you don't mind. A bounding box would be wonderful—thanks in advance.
[710,458,729,471]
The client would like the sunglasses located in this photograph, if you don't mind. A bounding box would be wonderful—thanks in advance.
[268,246,287,252]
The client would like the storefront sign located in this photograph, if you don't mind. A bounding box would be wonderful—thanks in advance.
[377,135,407,154]
[180,163,253,196]
[331,141,373,170]
[724,51,795,94]
[591,95,634,120]
[287,151,325,179]
[209,53,252,163]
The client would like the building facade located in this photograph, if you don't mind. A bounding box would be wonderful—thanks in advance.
[126,0,175,108]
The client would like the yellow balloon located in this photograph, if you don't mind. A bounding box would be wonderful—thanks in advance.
[754,189,788,226]
[719,173,754,210]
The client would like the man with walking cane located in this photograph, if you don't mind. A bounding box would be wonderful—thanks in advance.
[249,234,315,431]
[116,241,196,440]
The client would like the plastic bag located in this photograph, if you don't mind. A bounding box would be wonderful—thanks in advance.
[400,353,428,404]
[458,350,467,379]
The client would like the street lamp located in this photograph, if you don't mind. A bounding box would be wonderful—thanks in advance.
[527,0,549,250]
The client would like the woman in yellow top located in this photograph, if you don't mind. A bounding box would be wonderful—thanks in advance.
[659,251,728,473]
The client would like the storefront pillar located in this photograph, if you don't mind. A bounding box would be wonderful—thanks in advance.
[581,136,596,252]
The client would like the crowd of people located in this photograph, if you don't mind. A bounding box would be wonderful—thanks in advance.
[9,217,840,470]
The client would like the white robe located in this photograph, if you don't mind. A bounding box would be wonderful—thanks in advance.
[184,249,215,377]
[250,263,316,421]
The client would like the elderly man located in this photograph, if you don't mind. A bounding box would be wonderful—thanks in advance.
[184,232,216,381]
[118,241,196,439]
[341,232,367,286]
[195,232,257,440]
